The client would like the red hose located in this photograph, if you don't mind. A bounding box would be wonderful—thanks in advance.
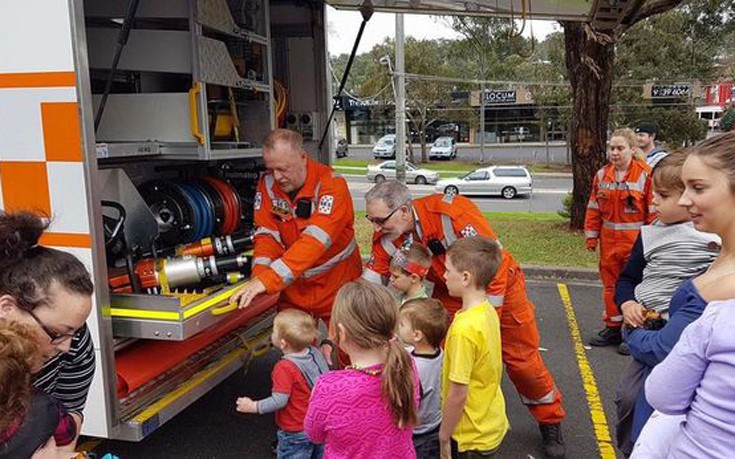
[203,177,241,234]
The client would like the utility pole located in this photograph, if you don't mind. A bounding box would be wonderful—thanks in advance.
[479,82,486,163]
[395,13,406,183]
[478,53,486,164]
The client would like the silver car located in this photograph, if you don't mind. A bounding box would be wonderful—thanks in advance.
[429,136,458,160]
[434,166,532,199]
[372,134,396,159]
[366,161,440,185]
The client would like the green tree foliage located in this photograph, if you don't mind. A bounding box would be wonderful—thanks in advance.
[608,2,735,147]
[721,107,735,132]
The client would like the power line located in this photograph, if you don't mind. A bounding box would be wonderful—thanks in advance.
[329,64,392,102]
[410,101,695,112]
[397,71,707,89]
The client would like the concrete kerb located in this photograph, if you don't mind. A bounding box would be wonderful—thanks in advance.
[521,264,600,283]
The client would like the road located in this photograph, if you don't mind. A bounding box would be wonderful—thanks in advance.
[345,143,571,165]
[347,175,571,213]
[86,279,633,458]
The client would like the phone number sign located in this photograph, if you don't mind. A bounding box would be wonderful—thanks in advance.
[651,84,691,98]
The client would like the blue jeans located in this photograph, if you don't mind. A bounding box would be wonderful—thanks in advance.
[276,430,323,459]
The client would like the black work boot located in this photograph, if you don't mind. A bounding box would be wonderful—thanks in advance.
[588,327,622,347]
[539,423,566,458]
[618,341,631,355]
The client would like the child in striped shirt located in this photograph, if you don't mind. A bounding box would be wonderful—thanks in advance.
[615,150,720,331]
[614,150,720,455]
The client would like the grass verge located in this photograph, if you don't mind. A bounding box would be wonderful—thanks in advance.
[354,211,596,268]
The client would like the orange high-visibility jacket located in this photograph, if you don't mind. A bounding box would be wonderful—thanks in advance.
[252,157,362,318]
[363,193,512,314]
[584,159,655,243]
[364,193,566,423]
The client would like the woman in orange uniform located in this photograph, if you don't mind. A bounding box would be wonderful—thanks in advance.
[585,128,655,350]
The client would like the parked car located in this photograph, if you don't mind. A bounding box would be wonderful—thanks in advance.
[429,136,458,160]
[366,161,439,185]
[372,134,396,159]
[434,165,532,199]
[335,137,348,158]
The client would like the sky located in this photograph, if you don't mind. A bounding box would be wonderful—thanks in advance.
[326,6,561,56]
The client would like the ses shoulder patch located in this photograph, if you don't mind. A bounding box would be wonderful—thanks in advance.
[254,192,262,211]
[460,224,478,238]
[318,195,335,215]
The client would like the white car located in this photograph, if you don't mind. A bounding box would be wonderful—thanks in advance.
[372,134,396,159]
[434,166,532,199]
[366,161,439,185]
[429,137,457,160]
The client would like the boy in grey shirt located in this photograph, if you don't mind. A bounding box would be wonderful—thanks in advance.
[398,298,450,458]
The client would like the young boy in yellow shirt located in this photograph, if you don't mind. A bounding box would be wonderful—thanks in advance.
[439,236,508,458]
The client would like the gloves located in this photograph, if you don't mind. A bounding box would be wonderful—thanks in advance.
[586,238,598,251]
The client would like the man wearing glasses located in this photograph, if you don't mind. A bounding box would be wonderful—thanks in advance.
[232,129,362,360]
[363,180,566,459]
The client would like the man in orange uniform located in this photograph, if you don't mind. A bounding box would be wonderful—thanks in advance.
[232,129,362,328]
[585,130,655,351]
[363,180,566,459]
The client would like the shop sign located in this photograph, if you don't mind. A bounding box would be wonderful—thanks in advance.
[484,90,517,104]
[651,84,691,98]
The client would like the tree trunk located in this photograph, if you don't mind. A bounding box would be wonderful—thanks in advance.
[563,22,615,230]
[420,131,427,163]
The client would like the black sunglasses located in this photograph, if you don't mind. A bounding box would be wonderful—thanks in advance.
[25,309,76,344]
[366,203,406,226]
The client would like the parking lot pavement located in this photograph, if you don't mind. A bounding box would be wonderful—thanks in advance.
[86,280,631,459]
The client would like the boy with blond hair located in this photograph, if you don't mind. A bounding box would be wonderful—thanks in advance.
[389,243,432,304]
[439,236,508,458]
[398,298,450,458]
[237,308,329,458]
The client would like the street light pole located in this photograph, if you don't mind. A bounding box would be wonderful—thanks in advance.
[480,82,486,163]
[395,13,407,183]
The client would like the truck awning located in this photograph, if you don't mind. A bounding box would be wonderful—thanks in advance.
[325,0,594,22]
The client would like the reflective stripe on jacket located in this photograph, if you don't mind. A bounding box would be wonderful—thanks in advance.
[584,159,655,239]
[363,193,513,309]
[252,157,362,312]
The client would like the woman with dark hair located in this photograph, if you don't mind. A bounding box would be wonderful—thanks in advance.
[0,211,95,450]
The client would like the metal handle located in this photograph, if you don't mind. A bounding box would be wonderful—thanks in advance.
[189,82,205,145]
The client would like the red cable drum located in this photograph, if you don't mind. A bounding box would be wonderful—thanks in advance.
[203,176,241,235]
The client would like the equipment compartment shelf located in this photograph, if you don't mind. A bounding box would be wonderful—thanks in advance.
[110,283,278,340]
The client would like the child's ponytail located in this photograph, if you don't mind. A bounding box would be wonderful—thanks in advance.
[332,280,418,429]
[382,339,418,429]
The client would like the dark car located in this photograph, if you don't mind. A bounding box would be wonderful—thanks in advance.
[335,137,348,158]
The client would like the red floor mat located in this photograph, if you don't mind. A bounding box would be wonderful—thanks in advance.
[115,294,278,397]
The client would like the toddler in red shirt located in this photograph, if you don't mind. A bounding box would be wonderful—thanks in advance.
[237,308,329,458]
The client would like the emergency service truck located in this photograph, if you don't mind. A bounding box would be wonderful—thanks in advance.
[0,0,614,442]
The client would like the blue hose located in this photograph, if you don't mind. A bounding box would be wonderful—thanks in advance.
[176,182,212,242]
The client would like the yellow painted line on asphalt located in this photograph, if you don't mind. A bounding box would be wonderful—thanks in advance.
[557,283,616,459]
